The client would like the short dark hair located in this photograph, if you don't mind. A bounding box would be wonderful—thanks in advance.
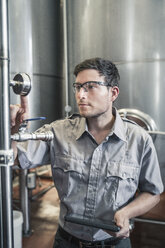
[74,57,120,87]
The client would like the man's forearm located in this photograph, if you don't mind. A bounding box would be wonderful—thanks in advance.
[115,192,160,221]
[111,192,160,238]
[12,141,19,165]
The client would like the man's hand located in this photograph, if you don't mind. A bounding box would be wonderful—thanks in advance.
[10,96,29,134]
[113,210,130,238]
[105,212,130,238]
[105,192,160,238]
[10,96,29,162]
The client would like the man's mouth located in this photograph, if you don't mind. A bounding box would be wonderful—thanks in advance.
[78,103,89,107]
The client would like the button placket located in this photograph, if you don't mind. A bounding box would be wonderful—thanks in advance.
[84,146,102,218]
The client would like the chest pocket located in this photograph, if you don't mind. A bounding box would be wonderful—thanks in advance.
[52,155,83,200]
[105,161,139,207]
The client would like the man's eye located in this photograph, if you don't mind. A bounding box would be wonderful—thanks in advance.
[88,84,94,89]
[87,82,97,89]
[76,85,81,90]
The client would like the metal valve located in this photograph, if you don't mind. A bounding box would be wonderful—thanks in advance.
[11,117,54,142]
[11,131,54,142]
[10,73,31,96]
[10,74,54,142]
[18,117,46,133]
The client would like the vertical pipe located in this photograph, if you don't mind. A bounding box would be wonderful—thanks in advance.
[0,0,14,247]
[20,169,31,236]
[9,0,33,237]
[63,0,71,116]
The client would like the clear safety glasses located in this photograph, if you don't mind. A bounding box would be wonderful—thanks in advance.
[72,81,110,93]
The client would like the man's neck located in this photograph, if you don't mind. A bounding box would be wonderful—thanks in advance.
[87,110,114,130]
[87,113,115,144]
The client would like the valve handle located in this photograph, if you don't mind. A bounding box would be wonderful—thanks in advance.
[19,117,46,133]
[24,117,46,122]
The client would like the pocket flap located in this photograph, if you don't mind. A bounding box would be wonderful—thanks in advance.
[54,155,83,174]
[107,161,139,179]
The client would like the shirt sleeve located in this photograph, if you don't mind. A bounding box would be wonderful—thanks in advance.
[138,135,164,195]
[17,124,52,169]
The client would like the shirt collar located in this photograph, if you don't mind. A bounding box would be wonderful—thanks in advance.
[75,107,127,142]
[76,117,86,140]
[111,107,127,142]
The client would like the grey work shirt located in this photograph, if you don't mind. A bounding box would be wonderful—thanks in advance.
[17,108,164,241]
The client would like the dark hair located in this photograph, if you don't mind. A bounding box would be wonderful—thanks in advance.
[74,57,120,87]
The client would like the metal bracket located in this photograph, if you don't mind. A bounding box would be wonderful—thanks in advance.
[0,149,14,167]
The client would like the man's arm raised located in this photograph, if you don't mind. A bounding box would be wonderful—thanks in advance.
[10,96,29,162]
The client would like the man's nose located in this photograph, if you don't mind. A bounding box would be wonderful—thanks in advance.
[78,87,87,97]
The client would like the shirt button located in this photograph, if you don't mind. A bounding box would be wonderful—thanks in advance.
[115,203,119,208]
[123,172,126,178]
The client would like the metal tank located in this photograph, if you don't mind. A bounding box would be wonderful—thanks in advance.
[29,0,64,130]
[65,0,165,223]
[66,0,165,132]
[7,0,64,238]
[9,0,64,131]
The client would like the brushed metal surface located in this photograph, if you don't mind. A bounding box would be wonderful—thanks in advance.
[9,0,33,116]
[66,0,165,132]
[66,0,165,195]
[9,0,64,131]
[116,61,165,131]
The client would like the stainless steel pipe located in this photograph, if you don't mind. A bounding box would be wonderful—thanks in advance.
[0,0,14,247]
[134,217,165,226]
[19,169,31,236]
[63,0,71,116]
[11,131,54,142]
[148,131,165,136]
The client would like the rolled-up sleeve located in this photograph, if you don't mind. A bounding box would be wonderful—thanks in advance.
[139,135,164,195]
[17,124,52,169]
[17,140,50,169]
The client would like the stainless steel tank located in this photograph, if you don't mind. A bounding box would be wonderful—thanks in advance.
[66,0,165,132]
[8,0,64,237]
[66,0,165,223]
[9,0,64,131]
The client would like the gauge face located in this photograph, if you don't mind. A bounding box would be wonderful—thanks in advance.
[12,73,31,96]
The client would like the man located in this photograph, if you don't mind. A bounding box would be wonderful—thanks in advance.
[11,58,163,248]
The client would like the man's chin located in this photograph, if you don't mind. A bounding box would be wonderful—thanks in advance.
[79,112,88,117]
[79,110,106,119]
[79,111,90,118]
[79,112,98,118]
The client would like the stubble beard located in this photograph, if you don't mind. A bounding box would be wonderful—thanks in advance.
[79,108,109,119]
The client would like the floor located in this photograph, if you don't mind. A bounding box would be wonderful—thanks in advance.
[12,168,165,248]
[22,185,59,248]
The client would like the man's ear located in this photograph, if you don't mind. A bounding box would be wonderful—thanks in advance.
[111,86,119,102]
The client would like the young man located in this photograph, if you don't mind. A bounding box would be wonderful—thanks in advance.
[11,58,163,248]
